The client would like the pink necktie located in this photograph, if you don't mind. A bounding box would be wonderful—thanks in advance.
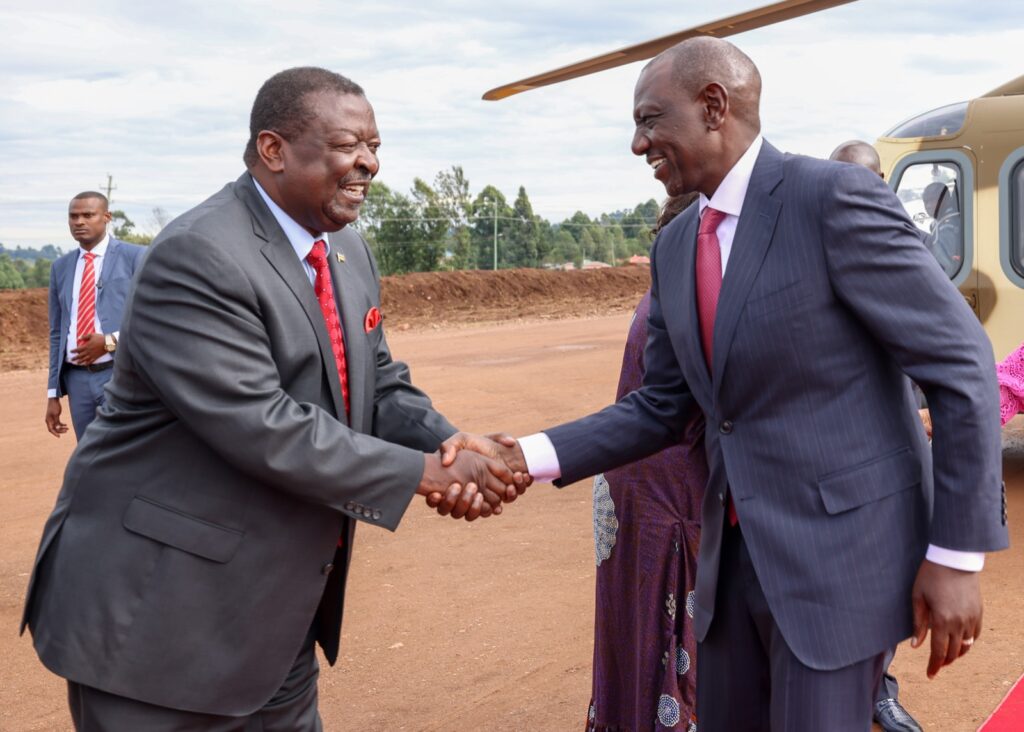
[695,207,738,525]
[76,252,97,345]
[306,240,350,417]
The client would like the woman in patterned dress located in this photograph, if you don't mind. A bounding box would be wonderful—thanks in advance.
[587,194,706,732]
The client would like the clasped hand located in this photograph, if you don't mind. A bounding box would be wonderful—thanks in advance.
[417,433,532,521]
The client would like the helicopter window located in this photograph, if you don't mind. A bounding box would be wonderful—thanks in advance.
[893,162,963,279]
[884,102,968,139]
[1011,160,1024,280]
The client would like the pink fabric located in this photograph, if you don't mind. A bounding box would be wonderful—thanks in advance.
[997,343,1024,426]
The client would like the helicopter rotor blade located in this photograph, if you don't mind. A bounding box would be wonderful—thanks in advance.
[483,0,858,101]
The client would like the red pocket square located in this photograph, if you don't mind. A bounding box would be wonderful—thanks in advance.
[364,306,382,333]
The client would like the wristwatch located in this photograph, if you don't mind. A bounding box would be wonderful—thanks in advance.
[104,334,117,353]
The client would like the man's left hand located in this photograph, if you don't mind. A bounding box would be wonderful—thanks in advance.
[71,333,106,365]
[910,559,982,678]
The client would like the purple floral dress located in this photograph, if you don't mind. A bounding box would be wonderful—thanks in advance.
[587,291,708,732]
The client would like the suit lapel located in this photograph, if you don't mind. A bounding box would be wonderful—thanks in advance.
[711,143,784,400]
[326,233,369,431]
[239,174,350,424]
[97,239,121,313]
[60,252,76,312]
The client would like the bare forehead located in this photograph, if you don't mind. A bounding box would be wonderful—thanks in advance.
[634,60,676,110]
[307,91,378,137]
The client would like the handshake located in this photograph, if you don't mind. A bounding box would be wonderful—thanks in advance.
[417,433,532,521]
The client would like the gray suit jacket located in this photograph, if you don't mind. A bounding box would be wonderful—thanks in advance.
[24,173,456,715]
[47,237,146,395]
[546,142,1008,671]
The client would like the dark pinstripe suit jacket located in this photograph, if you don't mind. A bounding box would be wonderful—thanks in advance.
[547,141,1008,670]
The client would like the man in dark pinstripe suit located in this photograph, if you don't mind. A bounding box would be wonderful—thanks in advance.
[443,37,1008,731]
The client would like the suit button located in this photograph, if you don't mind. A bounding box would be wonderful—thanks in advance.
[718,492,726,506]
[321,563,334,576]
[719,420,733,435]
[372,510,381,520]
[344,502,355,511]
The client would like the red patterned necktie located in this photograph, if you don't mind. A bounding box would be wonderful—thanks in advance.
[695,207,726,372]
[695,207,738,526]
[76,252,97,345]
[306,240,350,418]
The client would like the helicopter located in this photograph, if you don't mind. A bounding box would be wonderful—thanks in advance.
[483,0,1024,360]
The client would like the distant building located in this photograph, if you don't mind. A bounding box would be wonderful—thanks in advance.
[582,260,612,270]
[627,255,651,265]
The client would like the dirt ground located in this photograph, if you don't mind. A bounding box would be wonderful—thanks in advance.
[1,313,1022,731]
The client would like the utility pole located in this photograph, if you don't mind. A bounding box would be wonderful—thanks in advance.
[492,197,498,271]
[100,173,117,205]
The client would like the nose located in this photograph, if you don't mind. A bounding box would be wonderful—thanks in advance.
[356,143,379,177]
[631,129,649,157]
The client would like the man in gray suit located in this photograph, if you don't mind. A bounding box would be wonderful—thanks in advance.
[44,192,145,438]
[23,67,517,730]
[446,39,1007,730]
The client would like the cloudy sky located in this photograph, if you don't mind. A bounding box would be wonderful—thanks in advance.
[2,0,1022,250]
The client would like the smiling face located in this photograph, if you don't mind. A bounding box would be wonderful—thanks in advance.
[273,91,380,233]
[631,60,715,198]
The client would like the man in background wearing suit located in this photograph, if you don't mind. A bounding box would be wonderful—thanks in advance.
[44,192,145,439]
[24,67,518,730]
[447,38,1007,730]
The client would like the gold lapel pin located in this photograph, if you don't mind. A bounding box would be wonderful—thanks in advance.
[336,252,345,263]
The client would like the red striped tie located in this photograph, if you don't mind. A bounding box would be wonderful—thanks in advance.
[306,240,350,417]
[695,208,738,526]
[76,252,97,345]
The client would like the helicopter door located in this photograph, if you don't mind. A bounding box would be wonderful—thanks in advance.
[890,149,977,311]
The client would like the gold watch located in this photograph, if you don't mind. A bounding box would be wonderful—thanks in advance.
[104,334,116,353]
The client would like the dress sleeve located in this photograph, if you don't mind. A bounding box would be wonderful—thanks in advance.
[997,343,1024,426]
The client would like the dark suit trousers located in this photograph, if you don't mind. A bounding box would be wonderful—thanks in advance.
[697,525,884,732]
[67,627,322,731]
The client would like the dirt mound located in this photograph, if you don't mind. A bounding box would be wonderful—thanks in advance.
[382,266,650,329]
[0,267,651,372]
[0,289,49,372]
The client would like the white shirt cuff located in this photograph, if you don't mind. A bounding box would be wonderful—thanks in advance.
[519,432,562,483]
[47,389,57,399]
[926,544,985,572]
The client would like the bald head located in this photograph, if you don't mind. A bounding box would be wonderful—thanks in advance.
[829,140,882,178]
[632,38,763,197]
[655,36,762,132]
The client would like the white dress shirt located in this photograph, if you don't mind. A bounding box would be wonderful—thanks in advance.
[520,136,983,572]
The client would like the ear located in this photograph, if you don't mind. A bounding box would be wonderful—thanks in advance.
[256,130,288,173]
[700,82,728,132]
[102,210,112,223]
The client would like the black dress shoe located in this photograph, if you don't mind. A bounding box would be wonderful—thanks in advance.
[874,698,923,732]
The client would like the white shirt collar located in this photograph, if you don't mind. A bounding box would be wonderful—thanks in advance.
[80,233,110,259]
[251,174,326,262]
[699,135,764,219]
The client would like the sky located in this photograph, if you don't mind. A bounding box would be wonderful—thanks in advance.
[2,0,1022,250]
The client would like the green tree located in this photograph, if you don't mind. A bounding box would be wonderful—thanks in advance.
[471,187,511,270]
[547,229,581,268]
[504,186,541,268]
[431,166,475,269]
[109,210,153,245]
[28,258,53,288]
[0,253,26,289]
